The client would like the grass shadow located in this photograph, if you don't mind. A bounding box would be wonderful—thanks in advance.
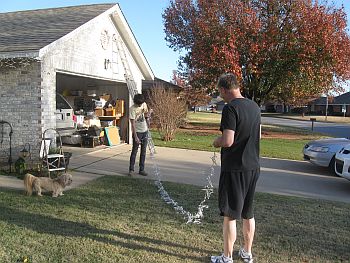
[0,205,213,262]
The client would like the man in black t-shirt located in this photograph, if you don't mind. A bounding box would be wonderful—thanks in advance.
[211,73,260,263]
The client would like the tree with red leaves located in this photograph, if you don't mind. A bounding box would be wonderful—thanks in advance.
[163,0,350,104]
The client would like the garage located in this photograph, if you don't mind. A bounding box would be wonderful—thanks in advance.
[56,72,130,145]
[0,3,154,163]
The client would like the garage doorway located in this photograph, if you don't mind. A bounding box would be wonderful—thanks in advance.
[56,72,130,145]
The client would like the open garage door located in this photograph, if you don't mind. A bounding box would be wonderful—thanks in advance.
[56,72,130,145]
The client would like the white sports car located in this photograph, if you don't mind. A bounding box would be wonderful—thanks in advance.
[335,145,350,180]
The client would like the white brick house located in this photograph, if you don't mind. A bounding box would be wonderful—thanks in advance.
[0,4,154,161]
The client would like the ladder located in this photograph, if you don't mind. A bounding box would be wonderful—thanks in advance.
[114,34,138,97]
[41,129,67,178]
[114,34,156,154]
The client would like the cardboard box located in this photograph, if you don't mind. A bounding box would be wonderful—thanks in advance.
[95,108,104,116]
[104,107,116,116]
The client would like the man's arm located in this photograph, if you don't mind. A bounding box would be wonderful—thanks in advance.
[130,119,140,144]
[213,129,235,148]
[144,103,151,128]
[144,112,150,128]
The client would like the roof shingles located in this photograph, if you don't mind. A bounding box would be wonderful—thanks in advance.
[0,4,115,54]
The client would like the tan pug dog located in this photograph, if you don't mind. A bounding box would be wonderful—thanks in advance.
[24,173,73,197]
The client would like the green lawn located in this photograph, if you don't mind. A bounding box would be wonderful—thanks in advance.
[260,139,310,160]
[152,130,219,152]
[0,176,349,263]
[152,130,315,160]
[186,111,221,125]
[1,112,346,262]
[150,111,326,160]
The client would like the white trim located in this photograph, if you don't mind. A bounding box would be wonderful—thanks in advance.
[55,69,125,83]
[109,6,154,81]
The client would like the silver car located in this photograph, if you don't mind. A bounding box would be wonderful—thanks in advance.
[303,138,350,171]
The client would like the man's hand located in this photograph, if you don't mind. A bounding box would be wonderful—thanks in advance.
[134,136,141,144]
[213,137,222,148]
[215,130,235,148]
[146,108,152,127]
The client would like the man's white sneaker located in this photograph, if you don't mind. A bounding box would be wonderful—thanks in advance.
[237,248,254,263]
[210,254,233,263]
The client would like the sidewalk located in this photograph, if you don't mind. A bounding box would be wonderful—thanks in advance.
[0,144,220,192]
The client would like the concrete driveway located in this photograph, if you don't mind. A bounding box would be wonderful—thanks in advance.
[67,145,350,203]
[1,144,349,203]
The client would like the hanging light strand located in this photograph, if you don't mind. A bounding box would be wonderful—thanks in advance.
[118,36,218,223]
[149,145,217,224]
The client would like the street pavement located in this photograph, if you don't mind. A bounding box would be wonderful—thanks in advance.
[262,116,350,138]
[1,144,349,204]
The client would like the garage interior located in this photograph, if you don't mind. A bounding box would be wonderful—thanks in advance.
[56,72,130,147]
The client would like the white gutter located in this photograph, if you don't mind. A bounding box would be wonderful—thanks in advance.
[109,4,155,81]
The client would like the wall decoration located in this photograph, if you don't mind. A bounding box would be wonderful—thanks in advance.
[100,29,110,50]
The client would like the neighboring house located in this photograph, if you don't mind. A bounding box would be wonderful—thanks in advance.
[216,100,225,111]
[211,96,225,111]
[263,100,291,113]
[308,92,350,116]
[142,77,182,100]
[0,4,154,159]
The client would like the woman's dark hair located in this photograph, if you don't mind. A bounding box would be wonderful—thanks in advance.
[133,94,145,105]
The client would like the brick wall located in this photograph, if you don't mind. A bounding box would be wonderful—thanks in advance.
[0,61,42,161]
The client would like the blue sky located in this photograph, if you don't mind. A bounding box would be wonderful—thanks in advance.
[0,0,349,82]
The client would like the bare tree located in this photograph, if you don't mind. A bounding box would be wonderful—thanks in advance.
[148,84,187,141]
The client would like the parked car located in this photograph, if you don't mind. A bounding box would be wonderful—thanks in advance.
[334,145,350,180]
[303,138,350,171]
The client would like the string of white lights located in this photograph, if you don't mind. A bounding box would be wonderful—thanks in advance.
[104,36,218,224]
[149,138,217,224]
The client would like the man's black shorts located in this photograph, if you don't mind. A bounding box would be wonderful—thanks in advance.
[218,168,260,220]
